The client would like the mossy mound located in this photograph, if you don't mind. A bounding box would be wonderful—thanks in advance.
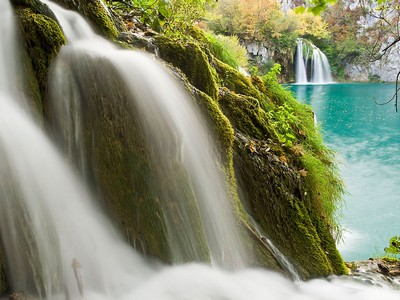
[218,88,276,141]
[217,81,347,277]
[155,36,219,101]
[213,59,262,100]
[232,132,346,278]
[51,0,118,39]
[13,4,66,116]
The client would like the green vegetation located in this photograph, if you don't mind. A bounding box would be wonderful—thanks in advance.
[384,236,400,258]
[105,0,214,35]
[156,35,219,100]
[206,0,329,78]
[263,64,344,236]
[204,32,248,69]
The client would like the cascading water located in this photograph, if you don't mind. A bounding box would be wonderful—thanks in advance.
[295,39,308,84]
[295,39,333,84]
[2,0,400,299]
[0,1,150,298]
[45,0,247,267]
[0,96,152,298]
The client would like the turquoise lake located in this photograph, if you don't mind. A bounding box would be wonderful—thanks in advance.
[289,83,400,261]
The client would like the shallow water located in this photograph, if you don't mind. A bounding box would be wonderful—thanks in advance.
[289,83,400,261]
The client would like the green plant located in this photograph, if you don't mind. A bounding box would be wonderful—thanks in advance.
[384,236,400,258]
[261,63,345,238]
[205,33,248,69]
[105,0,170,31]
[267,103,297,147]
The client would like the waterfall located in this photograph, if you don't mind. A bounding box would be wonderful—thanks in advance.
[295,39,333,84]
[0,1,151,298]
[45,0,247,267]
[295,40,308,84]
[2,0,400,299]
[0,96,151,298]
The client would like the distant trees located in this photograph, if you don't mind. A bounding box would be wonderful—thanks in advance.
[208,0,328,43]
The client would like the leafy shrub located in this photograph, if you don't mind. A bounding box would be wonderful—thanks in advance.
[105,0,214,34]
[384,236,400,258]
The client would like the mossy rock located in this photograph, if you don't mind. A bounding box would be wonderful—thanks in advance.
[213,59,262,99]
[13,5,66,116]
[51,0,118,39]
[232,133,347,278]
[218,88,277,142]
[155,36,219,101]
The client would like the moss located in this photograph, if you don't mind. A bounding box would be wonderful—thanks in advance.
[232,134,346,278]
[155,35,219,101]
[213,59,262,100]
[51,0,118,39]
[14,7,66,116]
[216,80,345,277]
[218,89,277,142]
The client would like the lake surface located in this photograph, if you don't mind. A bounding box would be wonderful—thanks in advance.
[289,83,400,261]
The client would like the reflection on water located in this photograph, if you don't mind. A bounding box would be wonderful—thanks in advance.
[289,83,400,261]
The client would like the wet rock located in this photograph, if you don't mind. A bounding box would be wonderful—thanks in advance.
[346,259,400,289]
[8,291,36,300]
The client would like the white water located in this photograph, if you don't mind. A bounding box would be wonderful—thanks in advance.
[295,40,308,84]
[0,95,152,298]
[295,39,333,84]
[0,1,150,297]
[109,51,248,266]
[2,1,400,299]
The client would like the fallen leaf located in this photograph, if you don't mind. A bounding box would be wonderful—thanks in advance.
[299,169,308,177]
[279,155,288,164]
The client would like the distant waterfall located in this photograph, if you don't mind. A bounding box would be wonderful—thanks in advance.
[295,39,333,84]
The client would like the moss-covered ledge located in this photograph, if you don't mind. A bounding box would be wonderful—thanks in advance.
[155,36,219,101]
[12,3,66,116]
[232,132,347,278]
